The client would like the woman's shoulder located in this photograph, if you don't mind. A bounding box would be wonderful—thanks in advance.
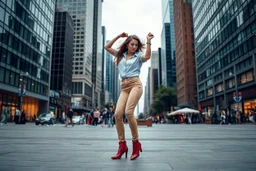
[135,51,143,56]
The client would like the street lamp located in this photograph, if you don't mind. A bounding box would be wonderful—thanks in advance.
[18,72,29,111]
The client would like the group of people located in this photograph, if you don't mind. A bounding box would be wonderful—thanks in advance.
[86,106,115,127]
[0,107,28,125]
[212,107,256,125]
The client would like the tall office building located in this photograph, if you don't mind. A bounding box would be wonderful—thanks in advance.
[158,47,162,86]
[192,0,256,117]
[104,41,115,104]
[0,0,55,119]
[144,51,159,115]
[92,0,103,108]
[161,0,176,87]
[144,67,151,115]
[174,0,197,109]
[150,51,159,106]
[56,0,95,110]
[50,11,74,115]
[100,26,106,107]
[112,65,120,106]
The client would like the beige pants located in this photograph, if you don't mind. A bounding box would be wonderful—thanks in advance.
[114,77,143,141]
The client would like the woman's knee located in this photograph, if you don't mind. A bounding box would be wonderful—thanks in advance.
[125,112,135,121]
[114,112,123,120]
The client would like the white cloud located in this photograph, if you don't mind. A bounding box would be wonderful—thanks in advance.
[102,0,162,114]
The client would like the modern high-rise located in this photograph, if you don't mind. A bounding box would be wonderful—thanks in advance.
[161,0,176,87]
[150,51,159,105]
[0,0,55,119]
[174,0,197,109]
[144,51,159,115]
[104,41,115,104]
[158,47,162,86]
[50,11,74,115]
[144,67,151,115]
[56,0,95,110]
[92,0,103,108]
[192,0,256,118]
[100,26,106,107]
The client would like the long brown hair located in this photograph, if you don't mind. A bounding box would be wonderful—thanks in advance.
[115,35,145,66]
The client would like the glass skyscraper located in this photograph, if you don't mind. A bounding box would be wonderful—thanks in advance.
[193,0,256,118]
[161,0,176,87]
[56,0,103,109]
[50,11,74,114]
[56,0,94,109]
[0,0,55,119]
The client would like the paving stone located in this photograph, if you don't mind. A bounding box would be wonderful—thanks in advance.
[0,123,255,171]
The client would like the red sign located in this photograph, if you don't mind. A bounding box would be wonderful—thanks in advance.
[233,92,236,98]
[238,92,242,98]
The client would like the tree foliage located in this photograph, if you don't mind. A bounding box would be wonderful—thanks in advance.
[150,86,177,116]
[138,112,144,119]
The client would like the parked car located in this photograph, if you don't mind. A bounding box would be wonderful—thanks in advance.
[35,113,56,125]
[72,116,84,125]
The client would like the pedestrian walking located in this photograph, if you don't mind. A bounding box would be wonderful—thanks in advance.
[48,110,55,126]
[14,108,21,124]
[104,32,154,160]
[101,108,109,127]
[249,110,255,124]
[65,108,74,127]
[220,109,226,125]
[0,106,10,126]
[108,106,115,127]
[93,108,100,126]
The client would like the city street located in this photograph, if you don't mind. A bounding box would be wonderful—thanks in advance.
[0,123,256,171]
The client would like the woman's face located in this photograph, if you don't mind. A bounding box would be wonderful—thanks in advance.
[127,39,138,53]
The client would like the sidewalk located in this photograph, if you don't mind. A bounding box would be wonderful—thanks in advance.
[0,123,255,171]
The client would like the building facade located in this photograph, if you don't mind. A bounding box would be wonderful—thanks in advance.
[56,0,94,111]
[150,51,159,105]
[161,0,176,87]
[104,41,115,105]
[174,0,197,109]
[100,26,106,108]
[92,0,103,109]
[0,0,55,120]
[144,67,151,115]
[192,0,256,118]
[50,11,74,117]
[158,47,162,86]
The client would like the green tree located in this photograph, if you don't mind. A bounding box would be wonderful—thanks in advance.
[150,86,177,115]
[138,112,144,119]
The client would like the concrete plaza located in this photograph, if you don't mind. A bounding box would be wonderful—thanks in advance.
[0,123,255,171]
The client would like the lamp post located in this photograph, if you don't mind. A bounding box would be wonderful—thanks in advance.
[18,72,29,111]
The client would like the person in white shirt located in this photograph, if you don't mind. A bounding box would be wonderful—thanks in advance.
[14,108,21,124]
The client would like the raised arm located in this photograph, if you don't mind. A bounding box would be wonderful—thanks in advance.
[104,32,128,57]
[142,32,154,61]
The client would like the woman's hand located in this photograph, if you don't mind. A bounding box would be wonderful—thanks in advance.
[118,32,128,38]
[147,32,154,41]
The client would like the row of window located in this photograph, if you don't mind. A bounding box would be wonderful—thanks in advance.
[197,17,256,66]
[199,70,254,99]
[0,29,50,71]
[196,0,254,59]
[198,35,256,82]
[2,0,53,46]
[72,82,92,97]
[0,66,48,96]
[194,0,248,42]
[198,55,253,91]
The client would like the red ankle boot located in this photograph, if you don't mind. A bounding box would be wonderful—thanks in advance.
[130,140,142,160]
[111,141,128,159]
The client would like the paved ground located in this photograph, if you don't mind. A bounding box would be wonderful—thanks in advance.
[0,123,256,171]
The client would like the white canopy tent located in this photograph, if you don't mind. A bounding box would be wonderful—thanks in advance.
[168,107,200,116]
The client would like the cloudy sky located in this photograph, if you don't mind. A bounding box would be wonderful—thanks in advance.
[102,0,162,114]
